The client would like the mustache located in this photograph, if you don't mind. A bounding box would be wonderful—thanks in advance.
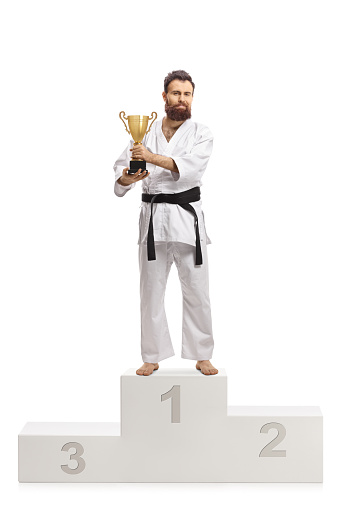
[165,99,189,108]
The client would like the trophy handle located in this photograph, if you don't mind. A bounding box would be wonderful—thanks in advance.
[145,111,157,134]
[119,111,130,135]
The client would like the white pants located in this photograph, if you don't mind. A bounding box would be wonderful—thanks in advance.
[138,241,214,363]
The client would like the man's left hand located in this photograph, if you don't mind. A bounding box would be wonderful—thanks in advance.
[130,144,153,163]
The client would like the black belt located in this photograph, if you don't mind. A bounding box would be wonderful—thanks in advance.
[141,186,203,265]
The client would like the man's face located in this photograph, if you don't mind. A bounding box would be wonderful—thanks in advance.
[162,79,194,121]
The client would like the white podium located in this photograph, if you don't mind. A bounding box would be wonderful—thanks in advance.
[18,368,322,482]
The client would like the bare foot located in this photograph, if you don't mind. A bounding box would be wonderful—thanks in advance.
[136,362,159,376]
[196,360,218,375]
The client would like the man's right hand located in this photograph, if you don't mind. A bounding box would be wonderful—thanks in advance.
[117,167,149,186]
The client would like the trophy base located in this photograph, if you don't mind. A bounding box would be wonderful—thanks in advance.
[128,160,147,175]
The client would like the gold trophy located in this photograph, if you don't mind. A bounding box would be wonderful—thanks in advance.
[119,111,157,174]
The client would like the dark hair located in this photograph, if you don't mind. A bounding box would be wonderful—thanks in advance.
[164,70,195,94]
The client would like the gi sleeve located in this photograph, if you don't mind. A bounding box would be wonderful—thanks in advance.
[113,141,136,197]
[170,127,213,182]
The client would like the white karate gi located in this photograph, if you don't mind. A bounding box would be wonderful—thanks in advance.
[113,117,214,362]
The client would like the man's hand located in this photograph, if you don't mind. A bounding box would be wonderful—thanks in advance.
[130,144,153,163]
[117,167,149,187]
[131,144,179,173]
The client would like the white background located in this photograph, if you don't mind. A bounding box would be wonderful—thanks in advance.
[0,0,338,506]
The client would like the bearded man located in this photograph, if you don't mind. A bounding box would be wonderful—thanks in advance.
[113,70,218,376]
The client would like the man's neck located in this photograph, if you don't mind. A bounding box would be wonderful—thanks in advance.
[162,116,186,131]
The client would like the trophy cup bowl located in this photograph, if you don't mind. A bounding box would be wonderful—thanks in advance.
[119,111,157,174]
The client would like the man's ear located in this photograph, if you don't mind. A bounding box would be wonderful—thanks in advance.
[162,91,167,102]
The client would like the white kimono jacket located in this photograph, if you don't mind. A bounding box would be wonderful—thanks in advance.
[113,117,212,247]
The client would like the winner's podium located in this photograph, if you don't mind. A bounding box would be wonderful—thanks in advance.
[18,368,322,483]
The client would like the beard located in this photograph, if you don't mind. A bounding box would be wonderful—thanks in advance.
[165,100,192,121]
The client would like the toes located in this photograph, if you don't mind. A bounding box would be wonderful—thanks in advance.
[136,363,158,375]
[200,367,218,375]
[136,368,148,375]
